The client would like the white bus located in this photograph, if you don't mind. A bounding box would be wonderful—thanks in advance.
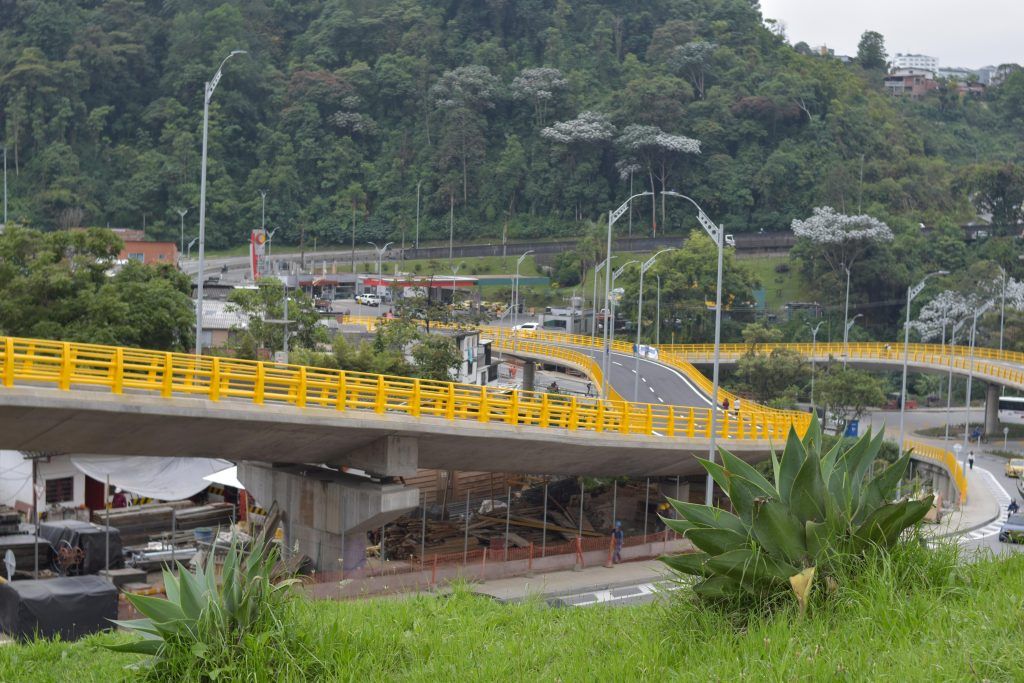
[997,396,1024,426]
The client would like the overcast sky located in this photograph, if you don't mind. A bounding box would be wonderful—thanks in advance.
[759,0,1022,68]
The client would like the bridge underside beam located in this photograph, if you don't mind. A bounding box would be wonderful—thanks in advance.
[338,435,418,477]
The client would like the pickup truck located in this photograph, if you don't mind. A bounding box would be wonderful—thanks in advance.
[356,293,381,307]
[314,298,333,312]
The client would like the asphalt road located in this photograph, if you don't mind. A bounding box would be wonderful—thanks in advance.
[574,347,711,409]
[960,453,1024,557]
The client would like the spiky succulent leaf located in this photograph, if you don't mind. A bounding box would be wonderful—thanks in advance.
[722,471,768,523]
[706,548,799,586]
[104,637,165,656]
[660,515,695,536]
[719,448,777,499]
[800,415,824,455]
[667,497,747,534]
[789,454,827,524]
[660,552,711,577]
[752,500,808,567]
[161,567,180,605]
[698,457,732,498]
[124,593,187,625]
[685,527,749,556]
[693,575,747,598]
[855,452,913,524]
[777,429,807,504]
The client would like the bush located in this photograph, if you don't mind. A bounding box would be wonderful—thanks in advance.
[660,416,932,612]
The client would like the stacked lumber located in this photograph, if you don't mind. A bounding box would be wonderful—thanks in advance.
[0,506,21,536]
[91,501,234,546]
[0,534,51,570]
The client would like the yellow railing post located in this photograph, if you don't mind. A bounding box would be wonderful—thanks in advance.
[445,384,456,420]
[112,347,124,395]
[162,353,173,398]
[412,379,422,417]
[254,363,265,404]
[59,342,72,391]
[721,411,729,439]
[666,406,675,437]
[687,407,695,438]
[540,394,551,428]
[296,367,307,407]
[645,404,654,434]
[506,389,518,425]
[2,338,13,387]
[619,402,629,434]
[210,357,221,401]
[478,386,490,423]
[704,409,711,438]
[595,400,605,432]
[336,372,347,410]
[375,376,386,413]
[568,397,578,430]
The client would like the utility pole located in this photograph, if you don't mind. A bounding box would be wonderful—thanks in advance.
[259,189,268,231]
[2,146,7,231]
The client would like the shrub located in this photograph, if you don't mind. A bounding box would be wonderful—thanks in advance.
[660,416,932,612]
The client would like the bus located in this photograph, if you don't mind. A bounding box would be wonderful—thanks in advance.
[997,396,1024,426]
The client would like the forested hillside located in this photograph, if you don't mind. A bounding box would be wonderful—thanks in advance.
[1,0,1022,249]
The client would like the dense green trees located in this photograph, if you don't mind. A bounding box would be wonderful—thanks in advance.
[0,226,193,349]
[1,1,1019,248]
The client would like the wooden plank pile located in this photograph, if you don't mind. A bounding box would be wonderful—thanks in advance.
[91,501,234,546]
[0,534,51,570]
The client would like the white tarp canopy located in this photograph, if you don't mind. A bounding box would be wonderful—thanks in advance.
[203,466,244,490]
[71,456,233,501]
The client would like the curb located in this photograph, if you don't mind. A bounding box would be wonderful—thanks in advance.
[475,568,672,603]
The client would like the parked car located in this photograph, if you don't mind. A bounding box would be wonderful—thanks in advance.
[513,322,538,332]
[356,293,381,307]
[998,514,1024,543]
[1005,458,1024,478]
[314,298,333,312]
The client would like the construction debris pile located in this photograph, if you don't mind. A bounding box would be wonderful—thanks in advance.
[93,501,234,545]
[378,478,669,562]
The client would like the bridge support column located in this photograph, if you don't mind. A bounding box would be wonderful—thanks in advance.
[984,384,1000,436]
[238,463,419,572]
[522,361,535,392]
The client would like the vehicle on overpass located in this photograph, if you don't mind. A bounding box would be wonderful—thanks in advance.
[1005,458,1024,478]
[997,396,1024,425]
[998,514,1024,543]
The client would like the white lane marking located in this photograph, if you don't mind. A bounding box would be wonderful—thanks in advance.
[648,386,656,393]
[657,397,664,403]
[957,467,1012,544]
[613,361,623,366]
[641,377,648,383]
[626,354,712,406]
[557,581,681,607]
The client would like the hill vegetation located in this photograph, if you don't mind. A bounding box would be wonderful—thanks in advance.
[1,0,1022,250]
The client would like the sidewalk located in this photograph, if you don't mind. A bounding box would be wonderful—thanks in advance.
[472,558,674,603]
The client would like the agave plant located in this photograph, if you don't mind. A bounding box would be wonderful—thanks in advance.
[660,416,933,611]
[107,533,299,658]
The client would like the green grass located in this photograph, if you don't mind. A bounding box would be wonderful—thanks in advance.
[738,254,814,312]
[3,543,1023,681]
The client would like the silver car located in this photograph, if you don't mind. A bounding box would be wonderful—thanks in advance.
[998,514,1024,544]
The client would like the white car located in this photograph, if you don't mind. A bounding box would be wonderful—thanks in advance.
[513,322,538,332]
[356,293,381,307]
[725,234,736,247]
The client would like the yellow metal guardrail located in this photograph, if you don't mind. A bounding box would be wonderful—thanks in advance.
[905,438,968,504]
[0,336,799,442]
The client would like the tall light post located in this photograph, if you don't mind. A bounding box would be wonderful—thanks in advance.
[195,49,247,356]
[897,270,948,454]
[176,208,188,263]
[945,318,967,441]
[414,180,422,251]
[512,250,534,342]
[843,314,863,367]
[633,248,676,401]
[368,241,393,297]
[962,300,995,454]
[661,191,725,507]
[842,265,853,367]
[591,256,613,339]
[998,266,1007,354]
[258,189,267,231]
[655,274,662,347]
[450,263,462,313]
[603,260,637,397]
[601,192,653,393]
[808,320,824,412]
[264,227,280,275]
[2,146,7,230]
[186,236,199,261]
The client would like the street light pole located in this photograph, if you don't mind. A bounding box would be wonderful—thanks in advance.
[963,300,994,454]
[661,191,725,507]
[512,250,534,348]
[186,236,199,261]
[808,321,824,412]
[604,260,637,397]
[634,248,675,401]
[945,318,966,441]
[655,274,662,347]
[842,265,852,368]
[602,192,653,394]
[259,189,267,231]
[176,208,188,263]
[2,146,7,230]
[415,180,422,251]
[591,256,613,339]
[265,227,280,275]
[843,313,863,368]
[368,241,393,298]
[195,49,246,355]
[897,270,948,454]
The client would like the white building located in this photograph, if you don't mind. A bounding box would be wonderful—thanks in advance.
[891,53,938,76]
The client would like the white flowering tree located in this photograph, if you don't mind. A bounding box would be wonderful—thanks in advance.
[541,112,618,221]
[510,67,567,126]
[616,124,701,235]
[912,274,1024,343]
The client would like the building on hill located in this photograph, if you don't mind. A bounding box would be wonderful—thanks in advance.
[891,53,938,76]
[118,239,178,266]
[884,69,939,98]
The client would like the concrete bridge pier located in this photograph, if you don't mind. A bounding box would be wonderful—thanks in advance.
[239,446,420,571]
[984,383,1000,436]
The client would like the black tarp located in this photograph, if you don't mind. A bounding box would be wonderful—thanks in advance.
[0,575,118,641]
[37,520,123,574]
